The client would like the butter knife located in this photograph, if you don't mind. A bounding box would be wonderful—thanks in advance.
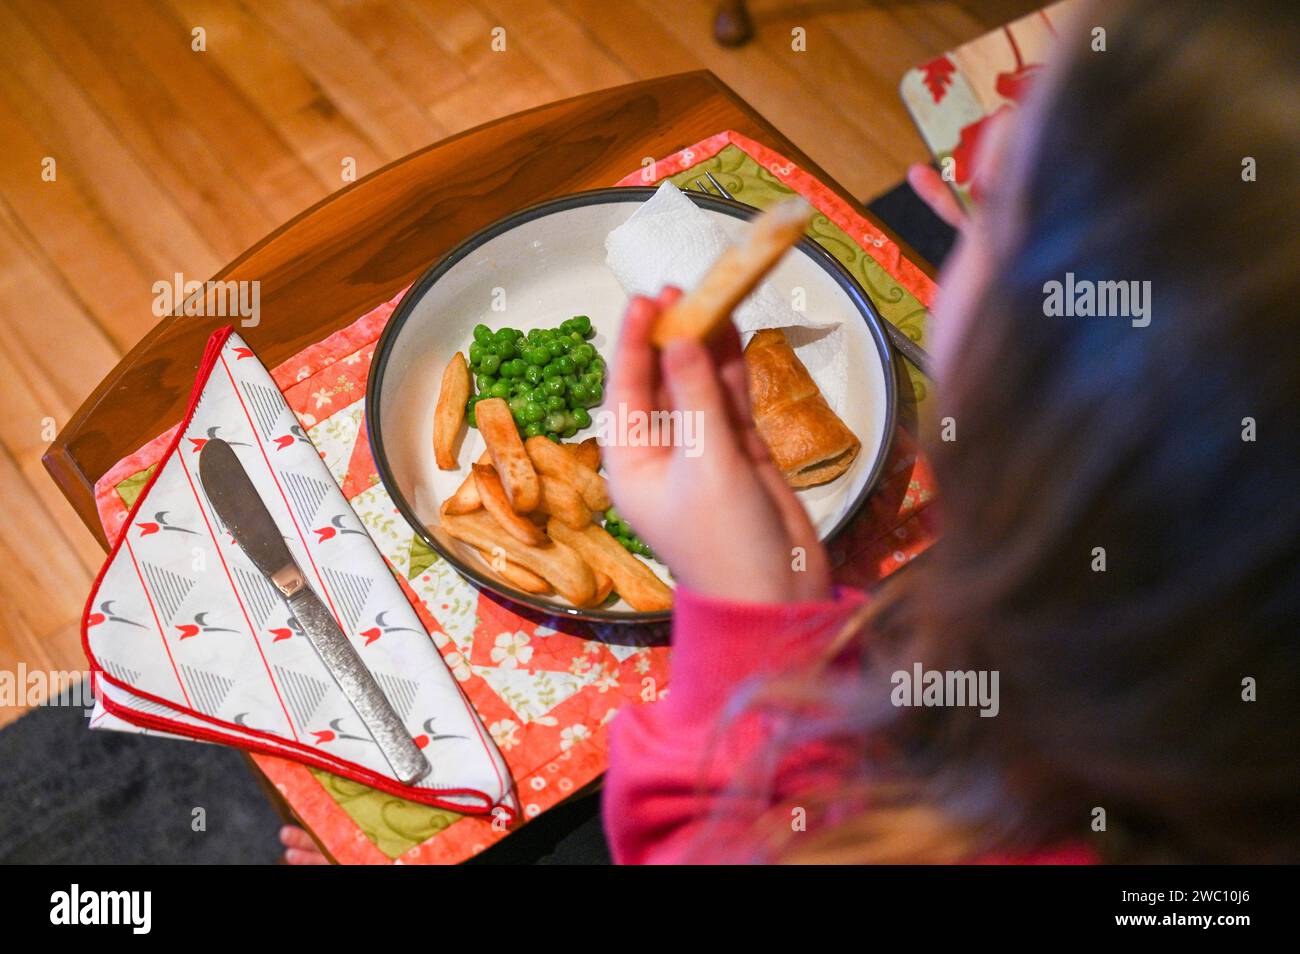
[198,438,430,785]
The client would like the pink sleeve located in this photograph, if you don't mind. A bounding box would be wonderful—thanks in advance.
[602,585,867,864]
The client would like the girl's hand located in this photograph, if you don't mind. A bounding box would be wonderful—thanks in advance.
[907,163,967,229]
[280,825,328,865]
[603,288,831,604]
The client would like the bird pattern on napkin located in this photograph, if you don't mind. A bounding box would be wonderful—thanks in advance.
[83,329,516,816]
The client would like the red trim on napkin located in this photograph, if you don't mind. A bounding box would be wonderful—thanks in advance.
[82,325,514,818]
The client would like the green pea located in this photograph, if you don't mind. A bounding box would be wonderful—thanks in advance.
[570,348,591,369]
[490,380,511,399]
[543,412,566,433]
[528,387,547,404]
[569,382,591,405]
[468,343,484,365]
[526,346,549,366]
[480,353,501,375]
[553,355,575,376]
[561,423,578,438]
[509,395,527,413]
[524,421,544,438]
[543,377,566,397]
[464,396,478,416]
[605,507,619,523]
[545,339,565,358]
[571,315,592,334]
[477,372,497,391]
[571,407,591,429]
[587,383,603,404]
[497,340,516,361]
[473,324,493,344]
[545,395,566,412]
[590,357,605,375]
[524,364,543,386]
[467,406,477,428]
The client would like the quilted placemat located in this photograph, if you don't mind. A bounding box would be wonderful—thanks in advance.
[91,131,940,863]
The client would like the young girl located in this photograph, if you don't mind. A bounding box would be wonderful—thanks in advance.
[600,0,1299,864]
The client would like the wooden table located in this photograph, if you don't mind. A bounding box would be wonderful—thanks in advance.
[43,69,934,855]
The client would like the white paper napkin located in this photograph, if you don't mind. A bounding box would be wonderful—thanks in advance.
[605,181,848,413]
[83,329,516,817]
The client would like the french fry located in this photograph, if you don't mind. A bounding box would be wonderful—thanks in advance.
[525,436,610,511]
[535,473,590,530]
[442,473,480,515]
[567,437,601,472]
[433,352,470,470]
[440,450,491,515]
[471,545,551,595]
[473,464,545,545]
[475,398,540,512]
[546,519,673,612]
[442,510,596,606]
[649,197,814,348]
[591,570,614,606]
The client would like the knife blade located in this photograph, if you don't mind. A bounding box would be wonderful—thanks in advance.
[198,438,430,785]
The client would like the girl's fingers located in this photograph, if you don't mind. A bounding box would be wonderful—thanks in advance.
[606,293,674,478]
[284,848,329,866]
[280,826,329,865]
[660,338,744,464]
[655,285,684,309]
[279,825,315,850]
[709,323,752,418]
[710,324,782,467]
[753,460,831,598]
[608,294,665,420]
[906,163,966,230]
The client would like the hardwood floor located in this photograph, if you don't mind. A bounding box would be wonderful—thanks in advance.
[0,0,1036,725]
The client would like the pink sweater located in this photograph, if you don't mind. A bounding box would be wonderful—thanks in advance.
[603,585,1097,865]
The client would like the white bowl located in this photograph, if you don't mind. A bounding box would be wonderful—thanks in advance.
[367,188,896,623]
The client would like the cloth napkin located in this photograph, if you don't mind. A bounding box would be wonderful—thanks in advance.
[83,328,516,817]
[604,181,849,414]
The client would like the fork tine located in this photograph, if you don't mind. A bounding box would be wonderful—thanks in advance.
[705,171,733,200]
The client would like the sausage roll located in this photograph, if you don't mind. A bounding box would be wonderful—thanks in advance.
[743,328,860,488]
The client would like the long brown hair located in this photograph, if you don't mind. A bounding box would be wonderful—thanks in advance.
[710,0,1300,864]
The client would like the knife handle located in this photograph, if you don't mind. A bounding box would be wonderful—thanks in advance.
[288,590,431,786]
